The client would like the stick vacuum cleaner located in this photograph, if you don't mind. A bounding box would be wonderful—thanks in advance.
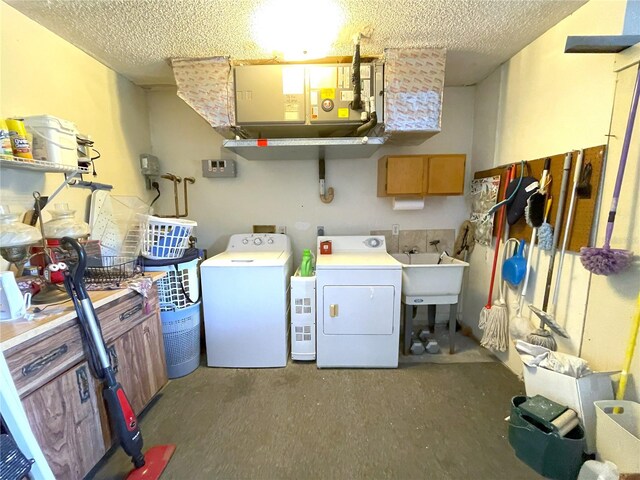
[61,237,175,480]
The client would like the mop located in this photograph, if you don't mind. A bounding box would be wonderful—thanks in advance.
[616,292,640,402]
[530,150,583,332]
[479,165,514,351]
[527,152,572,350]
[580,65,639,275]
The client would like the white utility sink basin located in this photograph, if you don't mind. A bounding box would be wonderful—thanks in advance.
[391,253,469,304]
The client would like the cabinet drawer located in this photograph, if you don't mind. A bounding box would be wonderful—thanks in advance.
[8,323,86,398]
[98,287,159,345]
[7,287,158,398]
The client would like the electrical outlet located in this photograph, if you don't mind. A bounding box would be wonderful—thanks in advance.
[277,226,286,234]
[392,224,400,236]
[317,225,325,236]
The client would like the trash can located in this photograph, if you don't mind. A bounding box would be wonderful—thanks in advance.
[509,395,586,480]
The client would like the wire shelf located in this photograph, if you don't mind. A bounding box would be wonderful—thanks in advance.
[0,154,90,174]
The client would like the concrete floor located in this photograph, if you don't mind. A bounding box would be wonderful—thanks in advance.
[90,359,541,480]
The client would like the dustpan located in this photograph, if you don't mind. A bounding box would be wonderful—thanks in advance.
[503,239,526,286]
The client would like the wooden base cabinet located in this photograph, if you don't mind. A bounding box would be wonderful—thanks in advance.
[8,287,168,480]
[377,154,466,196]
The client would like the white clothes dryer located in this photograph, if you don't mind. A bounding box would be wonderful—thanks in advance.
[200,234,293,368]
[315,236,402,368]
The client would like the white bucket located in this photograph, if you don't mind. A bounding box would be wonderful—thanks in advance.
[24,115,78,167]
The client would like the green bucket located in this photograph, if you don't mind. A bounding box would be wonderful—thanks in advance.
[508,396,586,480]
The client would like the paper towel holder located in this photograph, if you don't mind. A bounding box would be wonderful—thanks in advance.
[392,197,425,210]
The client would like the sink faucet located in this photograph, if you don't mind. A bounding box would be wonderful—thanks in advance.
[403,245,419,254]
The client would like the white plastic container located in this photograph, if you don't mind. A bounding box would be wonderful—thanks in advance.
[595,400,640,473]
[290,269,316,361]
[23,115,78,167]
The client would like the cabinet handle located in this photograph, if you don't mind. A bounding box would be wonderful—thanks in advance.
[21,344,68,377]
[107,345,119,373]
[330,304,339,317]
[119,303,143,321]
[76,366,90,403]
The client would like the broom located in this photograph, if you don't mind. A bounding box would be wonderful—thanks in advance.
[479,165,514,351]
[527,152,572,350]
[580,65,639,275]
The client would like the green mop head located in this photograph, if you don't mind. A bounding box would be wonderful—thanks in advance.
[537,222,553,251]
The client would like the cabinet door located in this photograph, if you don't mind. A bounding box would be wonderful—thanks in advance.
[423,154,466,195]
[22,361,106,480]
[109,315,168,416]
[379,155,424,196]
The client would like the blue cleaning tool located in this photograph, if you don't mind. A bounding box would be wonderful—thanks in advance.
[537,197,554,251]
[502,239,527,287]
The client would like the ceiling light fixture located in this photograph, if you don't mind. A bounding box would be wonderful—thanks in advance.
[251,0,344,61]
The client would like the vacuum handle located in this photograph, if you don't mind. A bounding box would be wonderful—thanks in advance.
[61,236,88,300]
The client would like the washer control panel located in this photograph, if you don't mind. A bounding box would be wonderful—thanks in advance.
[317,236,387,253]
[227,233,291,252]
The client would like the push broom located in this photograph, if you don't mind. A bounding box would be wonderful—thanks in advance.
[580,65,639,275]
[480,165,515,352]
[527,152,573,350]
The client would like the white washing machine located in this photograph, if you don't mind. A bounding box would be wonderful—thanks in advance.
[200,233,293,368]
[315,236,402,368]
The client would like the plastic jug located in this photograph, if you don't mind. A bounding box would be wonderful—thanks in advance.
[300,249,313,277]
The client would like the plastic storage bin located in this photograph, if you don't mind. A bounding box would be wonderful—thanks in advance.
[160,302,201,378]
[509,395,586,480]
[139,214,197,260]
[290,269,315,360]
[594,400,640,474]
[23,115,78,167]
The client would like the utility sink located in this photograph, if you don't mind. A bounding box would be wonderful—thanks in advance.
[391,253,469,304]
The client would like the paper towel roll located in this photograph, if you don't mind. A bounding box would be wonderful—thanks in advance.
[392,197,425,210]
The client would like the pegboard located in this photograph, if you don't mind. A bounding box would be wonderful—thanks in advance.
[473,145,606,253]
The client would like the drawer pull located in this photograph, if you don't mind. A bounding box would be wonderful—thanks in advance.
[76,366,90,403]
[21,344,69,377]
[120,303,143,321]
[330,304,339,317]
[108,345,119,373]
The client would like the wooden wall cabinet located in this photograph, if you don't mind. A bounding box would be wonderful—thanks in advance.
[7,286,167,480]
[377,154,466,197]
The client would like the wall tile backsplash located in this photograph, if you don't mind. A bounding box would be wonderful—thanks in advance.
[371,228,455,255]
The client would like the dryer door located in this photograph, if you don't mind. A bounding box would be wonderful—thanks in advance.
[323,285,394,335]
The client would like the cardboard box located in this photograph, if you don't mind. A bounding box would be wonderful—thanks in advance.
[522,363,614,453]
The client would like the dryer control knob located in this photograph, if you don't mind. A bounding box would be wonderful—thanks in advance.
[242,238,249,245]
[254,238,263,246]
[267,238,274,244]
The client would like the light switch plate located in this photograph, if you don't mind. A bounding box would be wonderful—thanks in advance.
[202,159,237,178]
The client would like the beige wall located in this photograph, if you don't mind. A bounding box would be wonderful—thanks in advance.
[147,86,476,260]
[0,4,153,241]
[466,0,640,401]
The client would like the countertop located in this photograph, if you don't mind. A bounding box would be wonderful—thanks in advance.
[0,271,166,352]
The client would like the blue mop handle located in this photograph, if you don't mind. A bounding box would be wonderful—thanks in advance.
[604,65,640,249]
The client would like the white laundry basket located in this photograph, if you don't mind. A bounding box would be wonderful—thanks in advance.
[144,257,200,312]
[595,400,640,473]
[139,215,197,260]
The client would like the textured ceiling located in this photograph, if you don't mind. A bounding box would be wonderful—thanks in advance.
[6,0,586,86]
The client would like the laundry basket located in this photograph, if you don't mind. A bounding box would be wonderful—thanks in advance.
[160,302,201,378]
[139,214,197,260]
[142,250,200,312]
